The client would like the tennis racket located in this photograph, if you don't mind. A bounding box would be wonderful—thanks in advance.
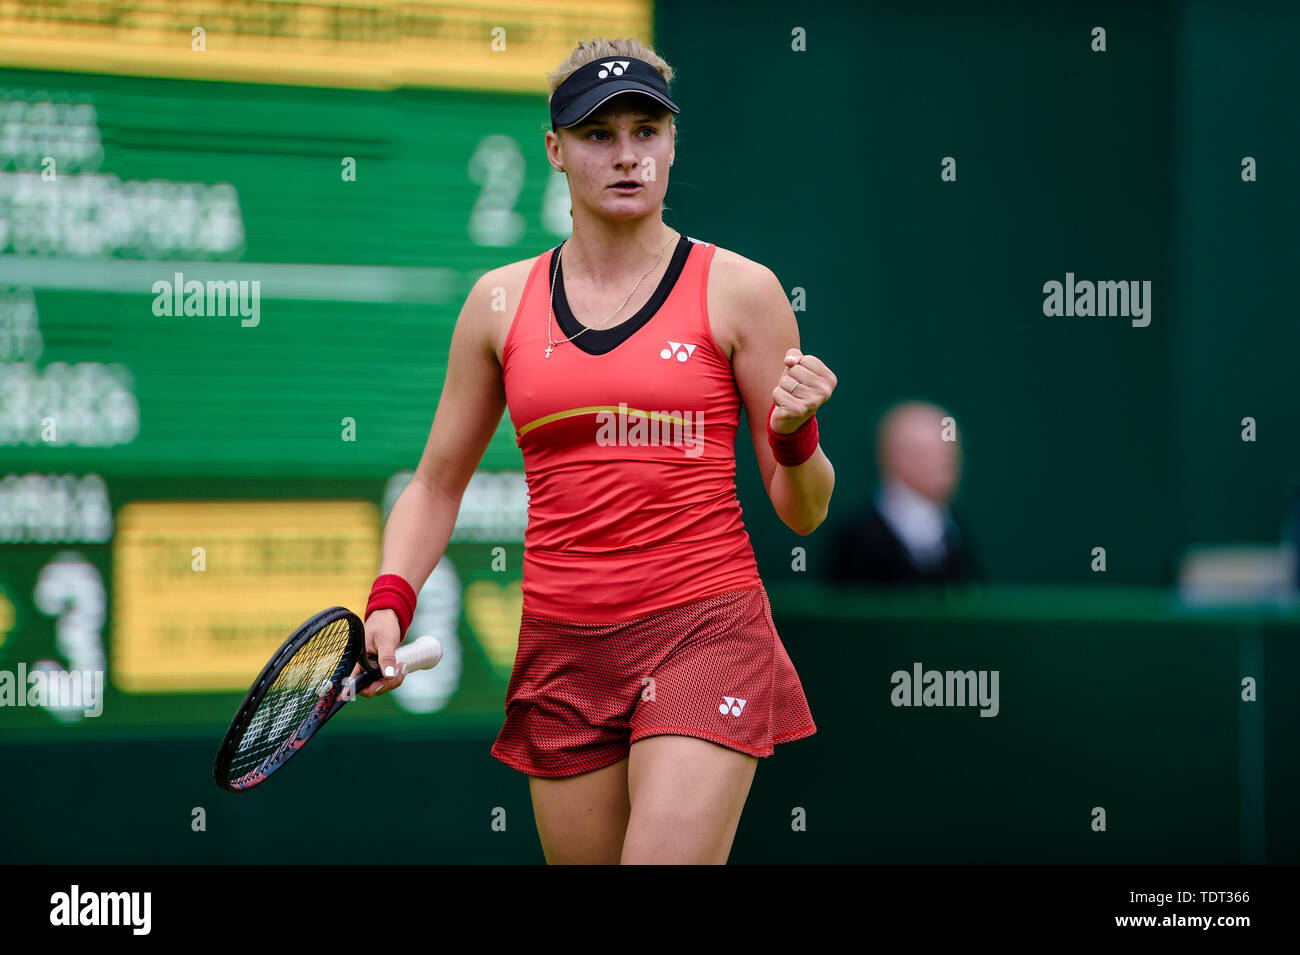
[213,605,442,793]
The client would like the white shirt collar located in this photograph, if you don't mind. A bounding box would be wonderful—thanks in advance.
[876,477,950,567]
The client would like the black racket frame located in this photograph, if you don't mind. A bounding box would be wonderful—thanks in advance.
[213,606,382,793]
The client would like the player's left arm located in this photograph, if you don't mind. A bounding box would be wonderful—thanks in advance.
[725,258,836,536]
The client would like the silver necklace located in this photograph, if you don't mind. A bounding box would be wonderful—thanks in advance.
[546,228,677,358]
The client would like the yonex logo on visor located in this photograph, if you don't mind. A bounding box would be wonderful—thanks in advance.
[550,55,680,128]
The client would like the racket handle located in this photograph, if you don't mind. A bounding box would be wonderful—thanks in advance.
[393,634,443,673]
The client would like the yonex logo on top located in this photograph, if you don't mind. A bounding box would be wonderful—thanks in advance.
[661,341,696,362]
[597,61,631,79]
[719,696,747,716]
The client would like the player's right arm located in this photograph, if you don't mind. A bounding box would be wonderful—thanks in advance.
[361,270,511,696]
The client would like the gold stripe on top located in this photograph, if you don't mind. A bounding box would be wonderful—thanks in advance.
[517,406,693,438]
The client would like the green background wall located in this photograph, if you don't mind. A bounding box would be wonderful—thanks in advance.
[656,0,1297,587]
[2,0,1296,864]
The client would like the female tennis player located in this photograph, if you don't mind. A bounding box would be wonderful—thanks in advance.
[359,37,837,864]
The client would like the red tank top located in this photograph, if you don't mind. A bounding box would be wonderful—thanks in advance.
[501,234,762,622]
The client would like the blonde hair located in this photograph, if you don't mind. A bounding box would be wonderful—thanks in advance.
[547,37,676,110]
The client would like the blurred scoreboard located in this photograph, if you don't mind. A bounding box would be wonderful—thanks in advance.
[0,0,653,739]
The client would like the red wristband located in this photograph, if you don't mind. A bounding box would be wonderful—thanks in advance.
[365,573,417,638]
[767,401,820,467]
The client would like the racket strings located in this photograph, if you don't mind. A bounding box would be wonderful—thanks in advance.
[228,617,355,781]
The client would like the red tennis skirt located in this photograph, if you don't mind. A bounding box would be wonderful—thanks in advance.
[490,584,817,778]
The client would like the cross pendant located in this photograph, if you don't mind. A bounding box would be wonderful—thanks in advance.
[545,343,553,358]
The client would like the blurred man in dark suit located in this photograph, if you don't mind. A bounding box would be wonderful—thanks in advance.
[828,401,980,585]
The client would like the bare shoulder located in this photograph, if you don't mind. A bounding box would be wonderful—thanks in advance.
[471,252,547,365]
[705,244,785,360]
